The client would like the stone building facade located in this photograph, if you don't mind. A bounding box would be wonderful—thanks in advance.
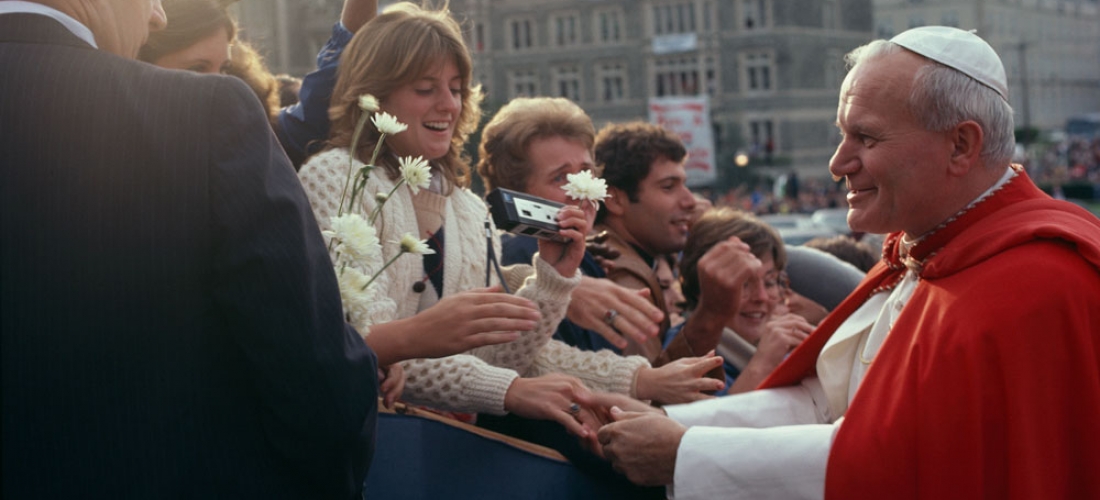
[235,0,1099,181]
[873,0,1100,132]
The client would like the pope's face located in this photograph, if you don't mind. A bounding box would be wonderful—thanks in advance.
[828,51,957,237]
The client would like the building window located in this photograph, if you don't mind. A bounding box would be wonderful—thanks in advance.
[474,23,486,52]
[823,0,838,30]
[705,64,717,96]
[653,1,697,35]
[597,62,627,102]
[654,55,703,96]
[551,12,580,47]
[554,65,582,101]
[824,49,844,90]
[509,69,538,98]
[702,1,714,32]
[508,17,535,51]
[595,8,623,43]
[741,0,770,30]
[748,119,775,158]
[740,51,775,93]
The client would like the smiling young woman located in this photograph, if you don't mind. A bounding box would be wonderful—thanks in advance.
[296,1,663,442]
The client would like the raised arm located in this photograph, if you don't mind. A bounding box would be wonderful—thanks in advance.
[341,0,379,33]
[275,0,379,167]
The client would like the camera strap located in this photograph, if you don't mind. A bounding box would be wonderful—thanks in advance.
[485,215,511,294]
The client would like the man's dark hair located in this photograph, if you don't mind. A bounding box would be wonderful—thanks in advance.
[594,121,686,221]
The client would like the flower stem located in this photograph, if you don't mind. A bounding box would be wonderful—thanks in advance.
[338,113,370,217]
[369,179,406,225]
[368,133,387,168]
[361,249,408,291]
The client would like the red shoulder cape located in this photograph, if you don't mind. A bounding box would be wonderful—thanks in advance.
[760,171,1100,499]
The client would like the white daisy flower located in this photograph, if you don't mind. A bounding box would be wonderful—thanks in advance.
[336,266,374,313]
[329,213,382,270]
[358,94,380,113]
[372,112,408,135]
[399,156,432,194]
[398,233,434,256]
[563,170,608,203]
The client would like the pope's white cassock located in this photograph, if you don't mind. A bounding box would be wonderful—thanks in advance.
[667,287,894,500]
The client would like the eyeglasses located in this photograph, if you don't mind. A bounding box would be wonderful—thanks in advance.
[741,271,790,300]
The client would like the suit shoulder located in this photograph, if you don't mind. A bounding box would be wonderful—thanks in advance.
[136,64,253,105]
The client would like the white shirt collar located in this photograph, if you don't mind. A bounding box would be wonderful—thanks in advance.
[0,1,98,49]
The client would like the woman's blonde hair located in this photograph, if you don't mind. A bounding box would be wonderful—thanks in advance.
[327,1,483,191]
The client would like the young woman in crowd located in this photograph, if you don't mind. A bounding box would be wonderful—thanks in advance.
[677,207,816,394]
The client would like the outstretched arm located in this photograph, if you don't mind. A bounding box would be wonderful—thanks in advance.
[275,0,378,166]
[341,0,379,33]
[367,286,538,366]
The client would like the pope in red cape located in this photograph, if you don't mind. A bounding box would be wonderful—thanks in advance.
[589,25,1100,500]
[763,169,1100,499]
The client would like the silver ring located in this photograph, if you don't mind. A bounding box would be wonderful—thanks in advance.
[568,403,581,415]
[603,309,620,326]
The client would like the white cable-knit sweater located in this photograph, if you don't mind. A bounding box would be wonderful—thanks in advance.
[299,149,648,414]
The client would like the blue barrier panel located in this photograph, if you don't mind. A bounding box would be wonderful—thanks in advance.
[363,410,656,500]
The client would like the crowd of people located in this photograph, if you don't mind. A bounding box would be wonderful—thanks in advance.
[1023,135,1100,195]
[3,1,1100,499]
[705,176,850,216]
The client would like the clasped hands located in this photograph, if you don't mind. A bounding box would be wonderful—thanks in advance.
[571,391,687,487]
[539,352,721,487]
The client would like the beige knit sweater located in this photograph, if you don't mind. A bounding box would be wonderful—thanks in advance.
[299,149,648,414]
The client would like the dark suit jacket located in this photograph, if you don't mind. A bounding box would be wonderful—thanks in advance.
[1,15,378,499]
